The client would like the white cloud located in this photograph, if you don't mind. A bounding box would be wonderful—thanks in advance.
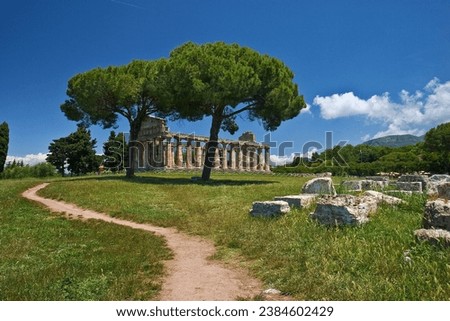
[6,153,47,166]
[270,148,318,166]
[270,153,296,166]
[313,78,450,138]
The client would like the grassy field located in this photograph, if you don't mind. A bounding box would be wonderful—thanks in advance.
[0,179,171,300]
[35,171,450,300]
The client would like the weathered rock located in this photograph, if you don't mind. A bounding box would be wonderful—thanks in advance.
[436,182,450,199]
[250,201,290,218]
[341,180,364,191]
[429,174,450,183]
[414,228,450,247]
[428,175,450,196]
[398,174,429,190]
[385,190,421,196]
[366,176,390,189]
[396,181,423,192]
[301,177,336,195]
[310,195,377,226]
[366,176,389,182]
[341,179,385,191]
[423,199,450,231]
[363,190,405,205]
[273,194,316,208]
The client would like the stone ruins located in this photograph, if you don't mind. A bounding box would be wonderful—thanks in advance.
[135,116,271,171]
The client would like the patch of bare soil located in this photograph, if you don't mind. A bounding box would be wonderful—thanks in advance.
[22,183,289,301]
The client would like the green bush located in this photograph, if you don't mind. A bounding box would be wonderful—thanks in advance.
[1,162,57,179]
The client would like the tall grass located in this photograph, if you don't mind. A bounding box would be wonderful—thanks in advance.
[39,172,450,300]
[0,179,171,300]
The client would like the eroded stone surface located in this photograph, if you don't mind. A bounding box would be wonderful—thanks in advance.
[396,181,423,192]
[363,190,405,205]
[341,180,387,191]
[273,194,316,208]
[428,175,450,196]
[310,195,377,226]
[423,199,450,231]
[250,201,290,218]
[301,177,336,195]
[398,174,429,190]
[436,182,450,199]
[414,228,450,247]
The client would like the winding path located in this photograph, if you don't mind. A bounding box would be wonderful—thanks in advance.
[22,183,264,300]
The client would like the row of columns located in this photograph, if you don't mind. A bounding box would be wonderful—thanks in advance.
[143,137,270,171]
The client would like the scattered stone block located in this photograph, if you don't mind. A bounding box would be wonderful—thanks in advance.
[341,180,363,191]
[310,195,377,226]
[366,176,390,189]
[363,190,404,205]
[398,174,429,190]
[414,228,450,247]
[423,199,450,231]
[428,174,450,196]
[341,180,382,191]
[396,181,423,192]
[436,182,450,199]
[301,177,336,195]
[385,190,415,196]
[274,194,316,208]
[250,201,290,218]
[366,176,389,182]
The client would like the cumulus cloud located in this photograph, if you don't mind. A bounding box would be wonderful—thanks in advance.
[313,78,450,138]
[6,153,47,166]
[270,153,297,166]
[270,148,318,166]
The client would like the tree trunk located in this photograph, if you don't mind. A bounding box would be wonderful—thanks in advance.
[201,114,222,180]
[126,125,139,178]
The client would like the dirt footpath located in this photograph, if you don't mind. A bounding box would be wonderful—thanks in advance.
[23,183,268,300]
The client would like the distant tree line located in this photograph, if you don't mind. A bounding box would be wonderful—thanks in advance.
[1,161,57,179]
[273,122,450,176]
[0,121,9,173]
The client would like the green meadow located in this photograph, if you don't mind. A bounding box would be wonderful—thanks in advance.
[0,179,171,300]
[1,172,449,300]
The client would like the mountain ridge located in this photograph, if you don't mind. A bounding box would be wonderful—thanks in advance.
[361,134,424,147]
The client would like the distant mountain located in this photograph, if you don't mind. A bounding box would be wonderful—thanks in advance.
[361,134,424,148]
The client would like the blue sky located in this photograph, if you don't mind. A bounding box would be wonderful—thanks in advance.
[1,0,450,164]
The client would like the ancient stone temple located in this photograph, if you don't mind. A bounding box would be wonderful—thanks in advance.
[134,116,270,171]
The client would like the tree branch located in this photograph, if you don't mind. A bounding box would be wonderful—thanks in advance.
[223,102,257,118]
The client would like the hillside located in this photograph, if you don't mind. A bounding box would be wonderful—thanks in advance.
[361,134,424,147]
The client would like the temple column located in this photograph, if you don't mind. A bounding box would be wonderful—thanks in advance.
[151,139,157,167]
[222,144,228,170]
[245,146,251,171]
[157,138,164,167]
[214,146,220,168]
[238,145,243,170]
[264,146,271,171]
[257,147,264,171]
[186,140,192,169]
[146,140,152,167]
[250,146,258,171]
[195,142,202,167]
[165,139,173,168]
[175,137,183,167]
[230,144,236,170]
